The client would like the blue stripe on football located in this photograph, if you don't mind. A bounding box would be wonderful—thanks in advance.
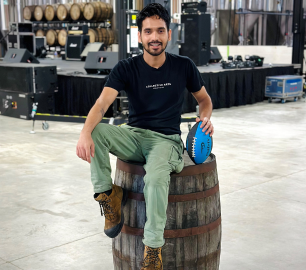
[186,121,213,164]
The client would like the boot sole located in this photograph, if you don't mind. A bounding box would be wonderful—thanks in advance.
[104,188,128,238]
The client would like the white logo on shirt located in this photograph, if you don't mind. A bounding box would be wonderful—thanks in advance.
[146,83,171,89]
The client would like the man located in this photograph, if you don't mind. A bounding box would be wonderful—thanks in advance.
[76,3,214,269]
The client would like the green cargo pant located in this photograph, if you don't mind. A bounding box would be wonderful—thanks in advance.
[91,123,184,248]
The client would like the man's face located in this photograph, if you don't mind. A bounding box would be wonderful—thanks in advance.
[138,15,171,57]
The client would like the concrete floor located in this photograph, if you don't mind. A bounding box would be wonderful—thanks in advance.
[0,99,306,270]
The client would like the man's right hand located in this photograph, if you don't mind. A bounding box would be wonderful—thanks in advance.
[76,132,95,163]
[75,87,118,163]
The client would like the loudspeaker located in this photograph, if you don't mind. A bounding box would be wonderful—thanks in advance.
[65,35,90,61]
[180,14,211,66]
[81,42,107,59]
[209,47,222,63]
[84,51,119,74]
[0,63,57,93]
[181,1,207,14]
[3,48,39,64]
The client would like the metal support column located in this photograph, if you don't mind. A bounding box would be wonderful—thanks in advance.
[292,0,305,75]
[117,0,128,60]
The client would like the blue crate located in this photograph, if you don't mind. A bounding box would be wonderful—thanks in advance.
[265,75,303,101]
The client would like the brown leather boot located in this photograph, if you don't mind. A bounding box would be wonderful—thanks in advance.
[94,184,128,238]
[141,245,163,270]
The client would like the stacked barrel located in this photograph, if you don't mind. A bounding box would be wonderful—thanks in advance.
[24,2,115,47]
[23,2,113,22]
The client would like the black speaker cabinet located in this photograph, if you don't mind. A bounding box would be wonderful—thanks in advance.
[0,90,55,120]
[210,47,223,63]
[84,51,119,74]
[65,35,90,61]
[180,14,211,66]
[0,63,57,93]
[3,48,39,64]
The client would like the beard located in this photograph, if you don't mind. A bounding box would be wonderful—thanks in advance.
[142,40,169,56]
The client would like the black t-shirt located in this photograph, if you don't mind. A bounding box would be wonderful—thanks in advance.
[104,52,205,135]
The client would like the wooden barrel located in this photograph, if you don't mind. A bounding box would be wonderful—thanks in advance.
[97,2,107,21]
[113,153,221,270]
[58,29,67,46]
[23,6,35,21]
[35,29,45,37]
[97,2,113,21]
[57,3,72,21]
[44,4,58,21]
[107,28,115,46]
[106,3,113,20]
[88,28,99,43]
[34,5,46,21]
[96,28,105,44]
[83,2,101,21]
[70,3,86,21]
[97,28,110,46]
[46,29,58,46]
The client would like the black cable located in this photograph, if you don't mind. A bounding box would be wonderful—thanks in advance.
[0,26,16,44]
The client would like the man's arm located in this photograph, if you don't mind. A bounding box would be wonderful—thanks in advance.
[76,87,119,163]
[192,86,214,136]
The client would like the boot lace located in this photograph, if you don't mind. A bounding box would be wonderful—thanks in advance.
[99,196,116,222]
[143,247,162,269]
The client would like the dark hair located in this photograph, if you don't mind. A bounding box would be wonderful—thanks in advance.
[136,3,170,33]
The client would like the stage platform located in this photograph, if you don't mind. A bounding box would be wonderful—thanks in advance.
[0,57,297,119]
[39,58,297,77]
[38,58,295,117]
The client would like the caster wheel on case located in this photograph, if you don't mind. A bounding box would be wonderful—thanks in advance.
[42,121,49,130]
[268,98,272,103]
[281,99,286,104]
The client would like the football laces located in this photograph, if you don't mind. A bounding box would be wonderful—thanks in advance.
[192,137,196,158]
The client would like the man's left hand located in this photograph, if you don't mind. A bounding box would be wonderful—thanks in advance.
[195,117,214,136]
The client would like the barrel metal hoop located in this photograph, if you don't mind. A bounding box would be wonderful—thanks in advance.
[121,216,221,238]
[113,248,221,265]
[116,154,216,177]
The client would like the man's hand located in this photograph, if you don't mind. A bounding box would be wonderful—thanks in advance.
[196,117,214,136]
[76,132,95,163]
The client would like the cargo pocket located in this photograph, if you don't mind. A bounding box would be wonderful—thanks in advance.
[168,145,184,174]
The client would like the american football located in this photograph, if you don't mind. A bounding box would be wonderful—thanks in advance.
[186,121,213,164]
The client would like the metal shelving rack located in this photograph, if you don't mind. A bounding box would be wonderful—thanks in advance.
[31,20,112,55]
